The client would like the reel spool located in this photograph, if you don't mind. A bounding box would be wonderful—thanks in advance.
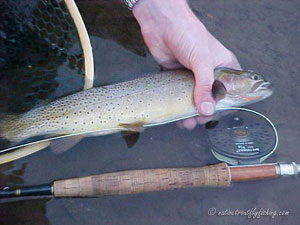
[206,108,278,165]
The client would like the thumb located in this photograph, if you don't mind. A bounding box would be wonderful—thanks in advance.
[192,65,216,116]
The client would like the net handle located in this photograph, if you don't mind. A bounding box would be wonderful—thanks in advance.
[64,0,94,90]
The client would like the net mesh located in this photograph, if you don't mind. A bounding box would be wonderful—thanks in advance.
[0,0,85,114]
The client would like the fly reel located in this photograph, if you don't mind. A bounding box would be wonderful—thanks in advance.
[206,108,278,165]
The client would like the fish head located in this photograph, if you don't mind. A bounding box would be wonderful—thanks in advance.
[214,68,273,107]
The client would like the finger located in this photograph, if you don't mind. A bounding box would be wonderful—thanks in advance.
[219,52,242,70]
[181,117,198,130]
[160,60,183,70]
[177,121,185,129]
[192,64,216,117]
[229,53,242,70]
[195,115,213,124]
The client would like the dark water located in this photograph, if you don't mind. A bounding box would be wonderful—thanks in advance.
[0,0,85,115]
[1,0,300,224]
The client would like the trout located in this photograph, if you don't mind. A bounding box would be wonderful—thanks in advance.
[0,68,273,162]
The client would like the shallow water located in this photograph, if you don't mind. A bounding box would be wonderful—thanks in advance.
[1,0,300,224]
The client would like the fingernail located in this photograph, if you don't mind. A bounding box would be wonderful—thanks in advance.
[200,102,214,116]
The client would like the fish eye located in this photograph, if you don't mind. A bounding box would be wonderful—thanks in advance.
[250,74,260,80]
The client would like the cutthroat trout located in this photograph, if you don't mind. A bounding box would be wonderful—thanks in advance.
[0,68,273,161]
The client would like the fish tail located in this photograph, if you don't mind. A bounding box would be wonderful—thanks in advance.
[0,114,51,164]
[0,114,26,143]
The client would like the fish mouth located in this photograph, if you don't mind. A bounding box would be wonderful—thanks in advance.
[261,81,274,96]
[261,81,272,89]
[252,81,274,100]
[252,80,273,93]
[230,81,273,105]
[249,81,274,102]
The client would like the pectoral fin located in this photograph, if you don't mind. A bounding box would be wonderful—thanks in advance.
[121,131,140,148]
[118,122,145,132]
[50,135,85,154]
[212,80,227,102]
[119,122,145,148]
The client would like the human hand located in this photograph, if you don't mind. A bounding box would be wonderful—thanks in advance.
[132,0,241,129]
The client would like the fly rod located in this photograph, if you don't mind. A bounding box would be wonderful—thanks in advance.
[0,162,299,198]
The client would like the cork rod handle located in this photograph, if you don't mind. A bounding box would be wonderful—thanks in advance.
[53,163,230,197]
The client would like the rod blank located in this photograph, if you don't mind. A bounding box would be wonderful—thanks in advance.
[0,184,52,197]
